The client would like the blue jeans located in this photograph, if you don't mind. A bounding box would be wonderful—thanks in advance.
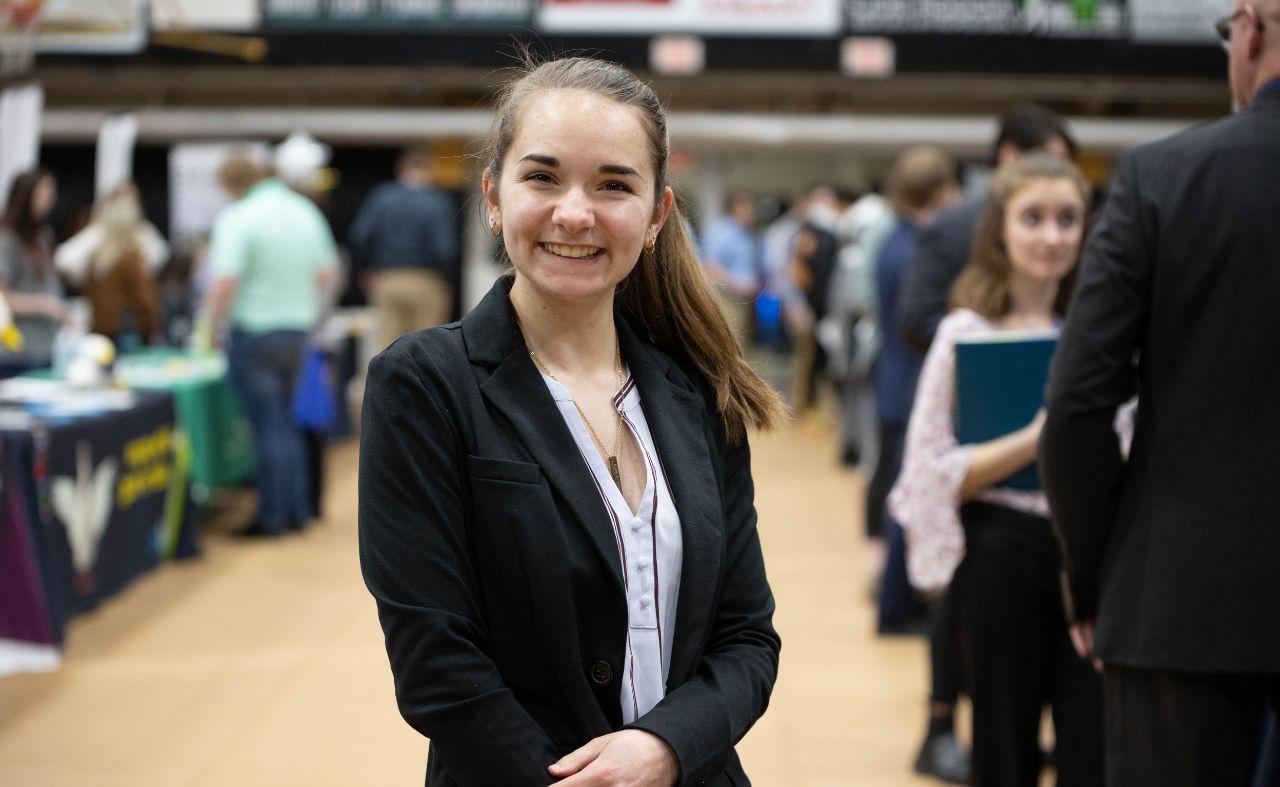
[228,329,311,532]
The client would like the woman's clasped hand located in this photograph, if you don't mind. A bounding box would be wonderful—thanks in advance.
[548,730,679,786]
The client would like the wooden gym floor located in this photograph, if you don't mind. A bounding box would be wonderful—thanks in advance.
[0,424,946,786]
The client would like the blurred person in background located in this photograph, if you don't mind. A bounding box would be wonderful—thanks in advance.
[349,145,458,350]
[204,152,338,538]
[898,104,1077,353]
[865,147,965,782]
[77,184,161,348]
[700,190,760,344]
[826,189,894,469]
[1042,3,1280,783]
[54,182,169,286]
[891,156,1104,787]
[0,168,66,374]
[360,56,783,787]
[789,186,840,417]
[757,193,803,351]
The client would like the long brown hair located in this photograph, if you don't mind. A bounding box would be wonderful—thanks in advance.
[92,184,145,275]
[950,154,1089,321]
[482,56,785,443]
[1,167,53,248]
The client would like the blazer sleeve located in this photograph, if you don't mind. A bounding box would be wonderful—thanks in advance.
[625,407,781,786]
[358,342,560,785]
[1040,151,1151,623]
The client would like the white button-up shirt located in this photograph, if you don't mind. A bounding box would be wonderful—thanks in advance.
[541,372,683,723]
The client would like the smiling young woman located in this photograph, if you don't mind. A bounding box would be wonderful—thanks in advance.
[359,57,786,787]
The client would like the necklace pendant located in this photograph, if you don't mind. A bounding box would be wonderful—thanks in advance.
[608,455,621,487]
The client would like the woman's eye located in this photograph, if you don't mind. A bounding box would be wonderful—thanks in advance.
[1058,212,1080,229]
[1022,210,1042,226]
[602,181,633,193]
[521,172,555,184]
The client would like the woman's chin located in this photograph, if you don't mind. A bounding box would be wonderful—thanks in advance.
[522,268,618,304]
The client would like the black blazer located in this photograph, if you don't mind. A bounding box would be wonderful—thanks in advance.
[1041,89,1280,673]
[359,276,780,786]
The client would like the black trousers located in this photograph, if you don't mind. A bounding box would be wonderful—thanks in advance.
[954,502,1104,787]
[930,581,962,708]
[865,422,903,540]
[1104,666,1280,786]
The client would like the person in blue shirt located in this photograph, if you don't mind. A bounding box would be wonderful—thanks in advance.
[349,146,459,349]
[700,191,759,344]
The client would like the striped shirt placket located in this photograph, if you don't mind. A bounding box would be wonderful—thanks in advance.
[622,408,664,672]
[581,456,642,721]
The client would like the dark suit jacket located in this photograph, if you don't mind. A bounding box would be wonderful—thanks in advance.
[359,276,780,786]
[1040,89,1280,673]
[896,193,985,353]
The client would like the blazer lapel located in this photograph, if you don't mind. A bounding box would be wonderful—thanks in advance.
[464,278,626,595]
[620,323,725,686]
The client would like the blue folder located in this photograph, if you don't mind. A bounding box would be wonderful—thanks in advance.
[953,330,1057,491]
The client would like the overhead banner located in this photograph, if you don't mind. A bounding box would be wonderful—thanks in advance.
[539,0,843,36]
[262,0,534,29]
[1128,0,1218,43]
[847,0,1124,38]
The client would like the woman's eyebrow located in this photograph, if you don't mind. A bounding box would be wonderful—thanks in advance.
[516,154,639,178]
[518,154,559,167]
[600,164,640,177]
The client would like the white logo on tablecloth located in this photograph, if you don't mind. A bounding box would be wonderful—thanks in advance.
[51,442,118,594]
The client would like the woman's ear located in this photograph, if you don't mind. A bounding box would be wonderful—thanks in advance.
[482,168,497,212]
[482,168,501,230]
[650,186,675,238]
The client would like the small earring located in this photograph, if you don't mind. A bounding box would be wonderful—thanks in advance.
[489,215,501,238]
[643,233,656,253]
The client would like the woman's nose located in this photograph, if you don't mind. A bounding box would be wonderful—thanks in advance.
[553,187,594,231]
[1042,222,1071,247]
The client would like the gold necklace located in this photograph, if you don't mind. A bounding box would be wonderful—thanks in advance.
[530,339,626,486]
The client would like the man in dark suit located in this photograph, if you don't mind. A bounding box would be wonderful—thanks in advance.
[897,104,1076,353]
[1041,2,1280,783]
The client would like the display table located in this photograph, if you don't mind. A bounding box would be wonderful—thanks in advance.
[0,389,198,673]
[113,349,255,501]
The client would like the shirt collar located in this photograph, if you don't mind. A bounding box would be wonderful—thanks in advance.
[540,371,640,412]
[1254,78,1280,105]
[245,178,285,199]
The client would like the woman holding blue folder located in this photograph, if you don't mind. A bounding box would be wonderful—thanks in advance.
[890,155,1103,787]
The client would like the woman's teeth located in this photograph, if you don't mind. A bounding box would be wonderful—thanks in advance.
[544,243,601,259]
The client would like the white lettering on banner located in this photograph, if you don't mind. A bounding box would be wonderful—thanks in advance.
[382,0,446,13]
[848,0,1122,36]
[329,0,374,15]
[1130,0,1219,43]
[454,0,528,15]
[264,0,322,14]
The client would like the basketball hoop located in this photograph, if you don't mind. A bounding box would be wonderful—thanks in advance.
[0,0,44,80]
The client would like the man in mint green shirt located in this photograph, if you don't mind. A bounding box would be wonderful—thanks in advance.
[206,157,338,537]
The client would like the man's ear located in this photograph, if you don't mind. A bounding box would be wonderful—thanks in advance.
[1247,6,1268,59]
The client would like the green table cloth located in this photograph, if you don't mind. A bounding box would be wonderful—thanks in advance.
[111,350,254,502]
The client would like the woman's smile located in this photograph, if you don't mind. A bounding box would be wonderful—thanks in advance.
[540,242,604,262]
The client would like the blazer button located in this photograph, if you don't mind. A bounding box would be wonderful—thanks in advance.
[589,660,614,686]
